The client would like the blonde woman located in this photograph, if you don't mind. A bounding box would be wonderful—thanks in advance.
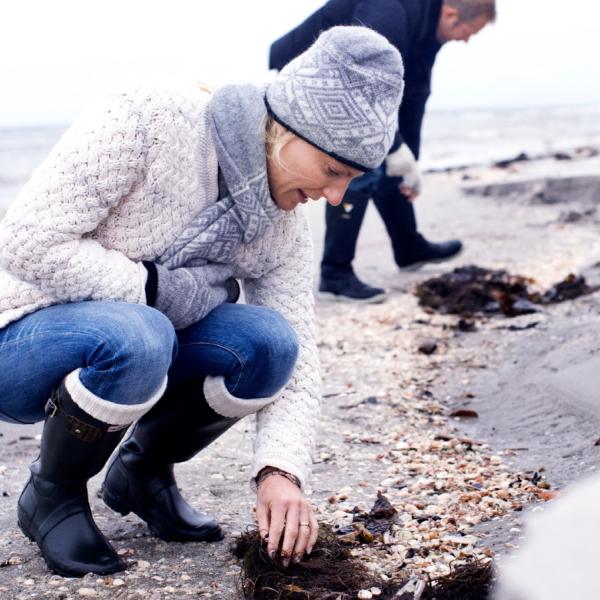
[0,26,404,576]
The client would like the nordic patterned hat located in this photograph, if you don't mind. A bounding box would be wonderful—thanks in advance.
[265,26,405,172]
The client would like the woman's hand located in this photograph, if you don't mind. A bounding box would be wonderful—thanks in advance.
[256,473,319,567]
[148,263,237,330]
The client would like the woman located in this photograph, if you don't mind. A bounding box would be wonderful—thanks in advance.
[0,27,404,577]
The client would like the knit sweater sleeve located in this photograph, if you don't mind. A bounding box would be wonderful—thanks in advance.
[242,213,321,489]
[0,93,149,304]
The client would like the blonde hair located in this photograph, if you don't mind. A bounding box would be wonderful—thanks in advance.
[265,116,296,167]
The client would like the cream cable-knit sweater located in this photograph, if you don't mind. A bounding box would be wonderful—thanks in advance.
[0,84,321,488]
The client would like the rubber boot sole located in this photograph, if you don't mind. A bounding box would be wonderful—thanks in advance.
[102,486,131,516]
[102,487,224,543]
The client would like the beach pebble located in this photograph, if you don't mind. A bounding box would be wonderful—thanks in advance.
[380,478,397,487]
[418,340,438,355]
[443,534,478,546]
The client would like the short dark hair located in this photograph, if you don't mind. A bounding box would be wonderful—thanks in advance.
[444,0,497,23]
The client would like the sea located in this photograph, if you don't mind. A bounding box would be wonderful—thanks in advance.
[1,103,600,217]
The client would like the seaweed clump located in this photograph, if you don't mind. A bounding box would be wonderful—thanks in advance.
[233,494,494,599]
[422,559,495,600]
[416,265,594,318]
[233,526,495,600]
[335,491,398,542]
[233,525,379,599]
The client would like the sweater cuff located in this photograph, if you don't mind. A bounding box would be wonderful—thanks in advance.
[143,261,159,306]
[203,375,279,418]
[64,368,166,425]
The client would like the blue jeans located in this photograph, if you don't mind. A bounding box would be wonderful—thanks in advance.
[0,301,298,424]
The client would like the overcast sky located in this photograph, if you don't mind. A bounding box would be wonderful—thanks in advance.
[1,0,599,127]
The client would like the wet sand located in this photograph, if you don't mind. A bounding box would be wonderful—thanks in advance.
[0,151,599,596]
[308,151,600,557]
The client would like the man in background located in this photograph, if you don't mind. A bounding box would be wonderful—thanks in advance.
[270,0,495,302]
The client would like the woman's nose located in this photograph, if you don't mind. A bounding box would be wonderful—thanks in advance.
[323,181,349,206]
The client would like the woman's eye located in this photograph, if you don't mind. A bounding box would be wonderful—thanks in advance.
[326,167,340,177]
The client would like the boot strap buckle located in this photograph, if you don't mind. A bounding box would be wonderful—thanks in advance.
[65,415,103,442]
[44,398,58,418]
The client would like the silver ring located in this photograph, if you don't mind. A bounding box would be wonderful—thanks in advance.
[299,522,310,527]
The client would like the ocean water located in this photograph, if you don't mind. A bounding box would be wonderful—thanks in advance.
[0,126,66,216]
[1,104,600,217]
[421,103,600,171]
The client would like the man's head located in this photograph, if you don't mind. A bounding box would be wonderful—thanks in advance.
[437,0,495,43]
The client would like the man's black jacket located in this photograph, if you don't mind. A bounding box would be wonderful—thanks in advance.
[269,0,443,158]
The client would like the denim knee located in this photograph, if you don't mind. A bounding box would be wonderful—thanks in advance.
[118,305,178,377]
[235,307,299,398]
[79,304,177,403]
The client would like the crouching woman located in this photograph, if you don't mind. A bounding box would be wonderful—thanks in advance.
[0,26,404,576]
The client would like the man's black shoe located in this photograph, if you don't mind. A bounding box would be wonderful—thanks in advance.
[397,239,463,271]
[318,271,387,304]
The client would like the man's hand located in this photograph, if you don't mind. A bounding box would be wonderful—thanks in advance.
[385,143,422,201]
[256,473,319,567]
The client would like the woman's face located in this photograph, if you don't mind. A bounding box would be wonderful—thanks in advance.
[267,133,363,212]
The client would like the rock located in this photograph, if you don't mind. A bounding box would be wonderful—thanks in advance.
[449,409,479,419]
[456,318,477,332]
[418,340,438,355]
[493,152,530,169]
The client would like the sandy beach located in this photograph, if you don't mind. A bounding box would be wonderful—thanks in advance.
[0,149,599,597]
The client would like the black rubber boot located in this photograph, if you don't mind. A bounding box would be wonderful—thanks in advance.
[17,383,129,577]
[102,379,237,542]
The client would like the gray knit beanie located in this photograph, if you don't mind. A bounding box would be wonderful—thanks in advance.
[265,26,405,172]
